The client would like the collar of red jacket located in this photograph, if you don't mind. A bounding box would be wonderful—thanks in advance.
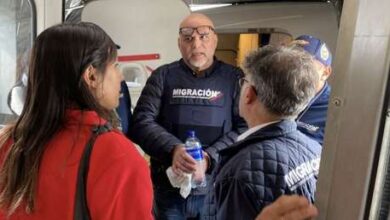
[65,109,107,126]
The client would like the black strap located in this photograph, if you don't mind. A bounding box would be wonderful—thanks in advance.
[74,123,113,220]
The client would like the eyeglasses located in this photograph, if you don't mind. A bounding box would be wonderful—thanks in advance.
[239,77,250,87]
[179,25,215,36]
[239,76,258,95]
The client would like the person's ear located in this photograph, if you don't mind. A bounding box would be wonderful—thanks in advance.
[83,65,99,88]
[324,66,332,78]
[243,86,257,105]
[321,66,332,81]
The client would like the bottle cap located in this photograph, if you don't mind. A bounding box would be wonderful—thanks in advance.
[186,130,195,138]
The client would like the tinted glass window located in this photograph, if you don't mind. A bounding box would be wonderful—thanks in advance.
[0,0,35,125]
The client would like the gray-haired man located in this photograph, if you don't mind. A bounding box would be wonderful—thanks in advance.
[203,45,322,220]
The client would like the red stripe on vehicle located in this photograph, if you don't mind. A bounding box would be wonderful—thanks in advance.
[118,54,160,62]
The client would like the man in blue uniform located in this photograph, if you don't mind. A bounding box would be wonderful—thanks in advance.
[294,35,332,145]
[203,45,322,220]
[130,13,246,219]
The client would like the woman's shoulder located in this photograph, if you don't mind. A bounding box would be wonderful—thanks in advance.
[95,130,140,156]
[92,129,147,167]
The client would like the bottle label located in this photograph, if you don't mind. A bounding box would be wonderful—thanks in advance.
[186,148,203,161]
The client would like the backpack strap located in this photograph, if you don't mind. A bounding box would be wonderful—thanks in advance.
[74,123,113,220]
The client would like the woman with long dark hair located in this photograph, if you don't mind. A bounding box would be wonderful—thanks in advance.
[0,22,153,219]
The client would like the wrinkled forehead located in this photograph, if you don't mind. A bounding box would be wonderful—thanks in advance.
[179,14,215,29]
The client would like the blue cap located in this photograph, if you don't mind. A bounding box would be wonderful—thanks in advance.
[295,35,332,67]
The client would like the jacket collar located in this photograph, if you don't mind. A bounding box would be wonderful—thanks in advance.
[65,109,107,126]
[297,82,331,119]
[219,119,297,157]
[179,57,219,78]
[315,82,331,104]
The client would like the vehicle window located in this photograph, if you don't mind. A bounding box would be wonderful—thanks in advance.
[65,0,84,22]
[0,0,35,125]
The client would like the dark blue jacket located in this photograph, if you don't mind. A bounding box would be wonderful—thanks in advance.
[202,120,321,220]
[116,81,132,138]
[297,82,331,145]
[130,59,247,194]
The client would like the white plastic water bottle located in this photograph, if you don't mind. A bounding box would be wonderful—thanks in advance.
[185,130,206,188]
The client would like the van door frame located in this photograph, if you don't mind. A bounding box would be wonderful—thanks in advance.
[316,0,390,219]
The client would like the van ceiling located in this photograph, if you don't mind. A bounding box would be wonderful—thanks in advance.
[68,1,342,18]
[66,0,343,27]
[184,0,328,3]
[182,0,343,17]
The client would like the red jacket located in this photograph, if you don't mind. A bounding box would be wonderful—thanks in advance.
[0,110,153,220]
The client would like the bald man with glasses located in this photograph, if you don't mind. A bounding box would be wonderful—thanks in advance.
[130,13,247,219]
